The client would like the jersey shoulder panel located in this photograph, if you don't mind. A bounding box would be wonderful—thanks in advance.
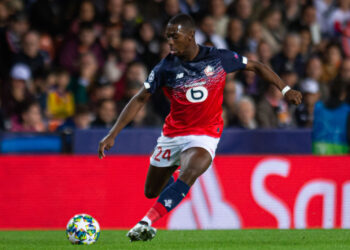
[216,48,248,73]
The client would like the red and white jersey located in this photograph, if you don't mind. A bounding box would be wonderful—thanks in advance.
[144,45,247,138]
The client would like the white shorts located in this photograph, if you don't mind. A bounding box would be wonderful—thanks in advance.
[150,134,220,167]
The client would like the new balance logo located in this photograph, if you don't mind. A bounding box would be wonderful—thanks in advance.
[176,73,184,79]
[164,199,173,208]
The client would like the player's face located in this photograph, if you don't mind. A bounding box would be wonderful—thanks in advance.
[165,24,191,58]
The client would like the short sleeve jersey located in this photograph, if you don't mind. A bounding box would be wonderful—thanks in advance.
[144,45,247,138]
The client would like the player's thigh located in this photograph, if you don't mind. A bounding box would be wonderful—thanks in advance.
[144,164,178,198]
[178,147,212,186]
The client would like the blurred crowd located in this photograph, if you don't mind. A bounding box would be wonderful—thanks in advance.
[0,0,350,134]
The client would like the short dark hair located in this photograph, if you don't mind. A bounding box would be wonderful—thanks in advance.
[79,21,94,32]
[168,13,196,31]
[75,105,91,116]
[97,98,116,109]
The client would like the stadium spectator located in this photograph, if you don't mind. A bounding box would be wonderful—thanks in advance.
[320,43,342,85]
[69,52,99,105]
[29,0,68,36]
[57,104,92,131]
[91,98,117,128]
[228,0,253,25]
[118,38,138,69]
[121,0,142,38]
[125,62,148,84]
[136,22,160,69]
[301,56,324,98]
[46,68,75,122]
[237,52,264,99]
[32,69,56,112]
[13,30,48,76]
[10,101,46,132]
[261,7,285,54]
[299,28,314,61]
[103,52,123,85]
[128,103,162,128]
[69,0,102,36]
[39,34,55,64]
[100,21,122,53]
[117,79,143,112]
[105,0,124,26]
[339,57,350,82]
[251,0,271,20]
[301,5,321,45]
[153,0,181,33]
[289,4,320,36]
[179,0,200,15]
[295,79,320,128]
[271,33,304,76]
[315,0,335,35]
[235,96,257,129]
[59,22,105,74]
[256,84,292,128]
[282,0,302,27]
[0,0,10,28]
[245,21,263,53]
[326,0,350,37]
[195,14,227,49]
[225,18,245,54]
[257,40,273,67]
[113,41,141,100]
[2,64,34,118]
[223,79,241,126]
[312,79,350,154]
[341,20,350,57]
[91,77,116,105]
[209,0,230,38]
[280,69,299,91]
[0,11,29,79]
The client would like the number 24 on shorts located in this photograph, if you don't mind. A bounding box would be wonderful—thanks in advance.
[154,146,171,161]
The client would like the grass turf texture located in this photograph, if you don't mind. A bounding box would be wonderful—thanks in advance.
[0,230,349,250]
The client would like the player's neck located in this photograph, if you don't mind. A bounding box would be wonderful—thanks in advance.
[182,44,199,62]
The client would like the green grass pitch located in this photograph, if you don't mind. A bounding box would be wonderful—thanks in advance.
[0,230,349,250]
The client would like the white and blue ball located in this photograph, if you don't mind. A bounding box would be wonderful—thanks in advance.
[66,214,100,245]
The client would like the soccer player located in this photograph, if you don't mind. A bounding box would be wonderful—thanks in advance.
[98,14,302,241]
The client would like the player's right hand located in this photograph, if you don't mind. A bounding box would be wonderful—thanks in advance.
[98,135,115,159]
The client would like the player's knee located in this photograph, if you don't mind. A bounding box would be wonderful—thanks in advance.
[179,169,200,186]
[144,188,158,199]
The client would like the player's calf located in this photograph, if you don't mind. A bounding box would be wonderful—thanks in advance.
[144,175,175,199]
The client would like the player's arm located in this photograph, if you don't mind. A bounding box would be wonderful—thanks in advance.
[244,60,302,105]
[98,87,151,159]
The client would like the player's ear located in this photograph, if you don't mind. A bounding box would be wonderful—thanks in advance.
[188,30,195,41]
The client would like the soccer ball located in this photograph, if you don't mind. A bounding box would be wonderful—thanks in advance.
[66,214,100,245]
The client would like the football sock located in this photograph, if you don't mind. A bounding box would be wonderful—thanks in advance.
[142,179,190,226]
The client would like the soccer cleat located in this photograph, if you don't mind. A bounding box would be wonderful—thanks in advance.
[126,221,157,242]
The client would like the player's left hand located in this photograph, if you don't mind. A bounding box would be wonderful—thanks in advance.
[284,89,302,105]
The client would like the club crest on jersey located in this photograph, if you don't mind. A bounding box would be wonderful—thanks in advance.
[204,65,214,76]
